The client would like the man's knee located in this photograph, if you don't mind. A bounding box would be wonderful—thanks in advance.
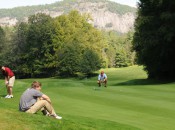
[39,100,49,106]
[26,100,49,114]
[97,81,101,87]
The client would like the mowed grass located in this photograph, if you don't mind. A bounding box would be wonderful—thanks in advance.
[0,65,175,130]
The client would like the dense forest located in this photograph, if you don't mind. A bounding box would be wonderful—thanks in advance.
[1,0,174,80]
[0,10,135,78]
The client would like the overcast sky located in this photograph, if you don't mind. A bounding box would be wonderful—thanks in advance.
[0,0,138,9]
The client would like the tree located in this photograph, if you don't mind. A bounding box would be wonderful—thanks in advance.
[52,10,104,76]
[13,13,55,77]
[0,26,6,66]
[0,26,5,52]
[0,26,16,68]
[12,22,29,77]
[115,51,128,67]
[133,0,175,79]
[58,42,82,76]
[80,48,102,74]
[27,13,55,77]
[104,31,135,68]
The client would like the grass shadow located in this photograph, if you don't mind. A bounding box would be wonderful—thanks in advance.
[52,73,98,80]
[115,79,175,86]
[0,94,6,97]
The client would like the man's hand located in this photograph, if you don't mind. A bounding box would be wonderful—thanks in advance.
[5,81,9,85]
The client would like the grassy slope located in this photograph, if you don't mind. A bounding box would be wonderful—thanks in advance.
[0,65,175,130]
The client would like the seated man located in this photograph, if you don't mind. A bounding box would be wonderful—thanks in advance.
[97,70,107,87]
[19,81,62,119]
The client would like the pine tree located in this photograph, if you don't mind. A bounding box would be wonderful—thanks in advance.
[133,0,175,79]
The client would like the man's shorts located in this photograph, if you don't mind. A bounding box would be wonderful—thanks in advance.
[8,76,15,87]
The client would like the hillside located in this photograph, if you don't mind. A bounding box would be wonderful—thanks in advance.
[0,0,137,33]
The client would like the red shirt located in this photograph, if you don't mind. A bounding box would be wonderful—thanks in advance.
[3,67,14,77]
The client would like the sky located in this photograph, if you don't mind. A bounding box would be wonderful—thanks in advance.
[110,0,138,7]
[0,0,138,9]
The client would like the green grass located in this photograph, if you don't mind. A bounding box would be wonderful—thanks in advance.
[0,65,175,130]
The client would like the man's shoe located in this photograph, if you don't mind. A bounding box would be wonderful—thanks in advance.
[5,95,10,98]
[51,114,62,120]
[55,115,62,120]
[55,116,62,120]
[6,95,13,98]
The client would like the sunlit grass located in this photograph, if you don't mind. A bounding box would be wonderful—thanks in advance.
[0,66,175,130]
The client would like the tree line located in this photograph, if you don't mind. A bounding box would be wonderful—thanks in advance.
[1,0,172,80]
[0,10,135,78]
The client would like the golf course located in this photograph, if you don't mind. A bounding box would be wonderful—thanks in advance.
[0,65,175,130]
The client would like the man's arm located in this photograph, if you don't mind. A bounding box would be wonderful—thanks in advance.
[5,76,9,85]
[41,94,52,104]
[104,74,107,81]
[4,68,10,84]
[98,75,101,80]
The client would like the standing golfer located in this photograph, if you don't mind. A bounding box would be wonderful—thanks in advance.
[1,66,15,98]
[19,81,62,120]
[97,70,107,87]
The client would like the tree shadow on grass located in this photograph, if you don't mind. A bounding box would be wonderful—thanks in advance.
[115,79,175,86]
[80,73,98,79]
[53,73,98,80]
[0,94,6,98]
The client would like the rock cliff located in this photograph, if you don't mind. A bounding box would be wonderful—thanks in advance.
[0,0,136,33]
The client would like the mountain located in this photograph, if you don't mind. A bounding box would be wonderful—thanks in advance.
[0,0,137,33]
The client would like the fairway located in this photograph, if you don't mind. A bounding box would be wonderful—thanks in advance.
[0,66,175,130]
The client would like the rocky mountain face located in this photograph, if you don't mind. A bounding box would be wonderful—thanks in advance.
[0,1,136,33]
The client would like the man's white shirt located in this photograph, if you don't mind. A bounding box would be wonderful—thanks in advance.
[98,73,107,80]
